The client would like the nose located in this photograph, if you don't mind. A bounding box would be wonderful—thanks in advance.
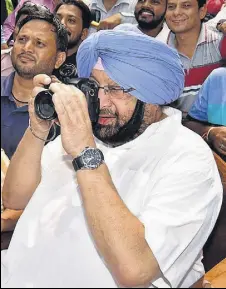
[98,88,112,108]
[23,40,34,53]
[60,17,67,27]
[173,5,182,16]
[142,0,151,7]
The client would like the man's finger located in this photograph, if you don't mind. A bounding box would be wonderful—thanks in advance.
[50,75,61,83]
[33,74,52,88]
[32,87,48,99]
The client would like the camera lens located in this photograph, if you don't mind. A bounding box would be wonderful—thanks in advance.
[59,63,77,78]
[34,90,57,121]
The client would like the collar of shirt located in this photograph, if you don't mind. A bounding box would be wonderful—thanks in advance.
[1,72,15,102]
[91,0,131,12]
[96,107,182,155]
[167,23,219,57]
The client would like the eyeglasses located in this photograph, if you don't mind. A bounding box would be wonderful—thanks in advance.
[98,86,135,99]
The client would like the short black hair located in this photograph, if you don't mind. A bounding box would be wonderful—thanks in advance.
[197,0,206,8]
[54,0,91,29]
[15,1,50,24]
[18,12,68,52]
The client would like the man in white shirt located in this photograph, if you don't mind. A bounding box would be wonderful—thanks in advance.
[115,0,170,42]
[1,31,222,288]
[89,0,137,31]
[115,0,225,43]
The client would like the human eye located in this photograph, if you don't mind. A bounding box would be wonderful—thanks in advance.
[167,3,176,10]
[37,40,45,48]
[183,2,191,8]
[17,36,27,43]
[108,86,122,92]
[68,18,76,24]
[152,0,160,4]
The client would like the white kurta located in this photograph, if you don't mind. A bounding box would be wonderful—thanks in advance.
[1,108,223,288]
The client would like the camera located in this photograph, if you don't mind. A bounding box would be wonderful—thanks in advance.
[34,78,100,124]
[58,63,78,83]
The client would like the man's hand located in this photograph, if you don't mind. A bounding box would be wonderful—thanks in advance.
[209,127,226,155]
[217,21,226,34]
[97,13,121,31]
[1,43,8,50]
[49,82,96,158]
[31,75,59,140]
[1,209,23,232]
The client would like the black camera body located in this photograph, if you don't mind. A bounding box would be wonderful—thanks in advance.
[34,78,100,124]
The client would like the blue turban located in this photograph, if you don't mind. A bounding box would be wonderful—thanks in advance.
[77,30,184,105]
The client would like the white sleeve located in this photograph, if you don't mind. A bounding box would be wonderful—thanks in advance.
[41,136,65,171]
[139,149,223,287]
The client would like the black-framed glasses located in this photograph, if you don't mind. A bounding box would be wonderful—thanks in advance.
[98,86,135,99]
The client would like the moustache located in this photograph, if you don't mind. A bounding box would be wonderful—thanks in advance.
[99,109,117,118]
[138,8,155,17]
[18,53,36,61]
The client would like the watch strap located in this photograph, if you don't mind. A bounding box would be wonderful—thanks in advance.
[72,155,84,171]
[72,147,104,172]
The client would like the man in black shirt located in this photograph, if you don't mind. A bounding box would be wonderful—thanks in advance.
[53,0,91,81]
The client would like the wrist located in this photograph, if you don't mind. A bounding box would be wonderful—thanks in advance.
[202,127,217,143]
[208,127,217,143]
[28,121,52,142]
[70,140,96,159]
[216,19,226,31]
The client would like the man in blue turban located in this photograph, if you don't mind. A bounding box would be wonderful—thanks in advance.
[76,30,185,145]
[1,31,222,289]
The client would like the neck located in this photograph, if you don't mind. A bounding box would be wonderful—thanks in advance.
[138,24,163,38]
[103,0,118,11]
[12,73,34,104]
[174,23,202,59]
[108,103,166,148]
[67,45,79,57]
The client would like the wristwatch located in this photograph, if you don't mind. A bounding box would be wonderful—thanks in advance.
[72,147,104,171]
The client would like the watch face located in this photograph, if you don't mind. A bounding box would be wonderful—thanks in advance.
[82,148,103,169]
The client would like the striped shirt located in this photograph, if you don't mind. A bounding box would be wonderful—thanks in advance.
[167,24,226,116]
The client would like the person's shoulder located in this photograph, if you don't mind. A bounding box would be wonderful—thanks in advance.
[1,75,9,92]
[1,72,14,92]
[204,23,224,40]
[169,124,215,166]
[114,23,141,34]
[209,66,226,78]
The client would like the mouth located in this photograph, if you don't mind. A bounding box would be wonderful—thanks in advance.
[171,19,187,24]
[18,54,35,62]
[98,116,116,125]
[139,9,154,18]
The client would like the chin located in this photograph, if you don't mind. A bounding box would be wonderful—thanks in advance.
[170,26,188,33]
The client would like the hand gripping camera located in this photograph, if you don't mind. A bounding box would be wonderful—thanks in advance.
[34,78,100,124]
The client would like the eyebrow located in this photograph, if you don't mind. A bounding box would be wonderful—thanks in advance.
[56,12,79,19]
[17,34,48,42]
[90,74,119,86]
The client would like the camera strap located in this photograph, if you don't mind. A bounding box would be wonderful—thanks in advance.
[94,100,145,147]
